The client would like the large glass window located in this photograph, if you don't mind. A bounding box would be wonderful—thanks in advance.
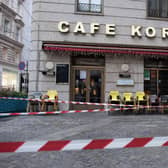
[77,0,102,13]
[148,0,168,18]
[144,58,168,96]
[2,69,18,90]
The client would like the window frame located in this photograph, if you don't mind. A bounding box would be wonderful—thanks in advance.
[147,0,168,19]
[15,25,21,41]
[3,18,11,33]
[75,0,104,15]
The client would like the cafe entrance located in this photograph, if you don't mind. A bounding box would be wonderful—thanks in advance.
[70,55,105,110]
[71,67,104,110]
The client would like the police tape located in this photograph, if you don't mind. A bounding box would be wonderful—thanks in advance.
[0,107,135,117]
[0,96,122,106]
[0,96,166,109]
[0,136,168,153]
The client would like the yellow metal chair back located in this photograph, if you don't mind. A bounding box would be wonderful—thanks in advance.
[47,90,58,100]
[109,91,120,101]
[136,91,145,101]
[123,92,133,102]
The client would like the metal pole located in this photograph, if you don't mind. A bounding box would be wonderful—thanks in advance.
[26,60,29,94]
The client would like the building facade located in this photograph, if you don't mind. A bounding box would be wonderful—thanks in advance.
[31,0,168,109]
[0,0,32,92]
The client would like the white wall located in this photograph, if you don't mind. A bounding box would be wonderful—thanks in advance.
[21,0,32,62]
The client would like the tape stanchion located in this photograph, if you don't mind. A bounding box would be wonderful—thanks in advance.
[0,136,168,153]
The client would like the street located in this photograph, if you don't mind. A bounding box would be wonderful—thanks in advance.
[0,112,168,168]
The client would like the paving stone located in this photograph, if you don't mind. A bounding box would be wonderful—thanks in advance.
[0,113,168,168]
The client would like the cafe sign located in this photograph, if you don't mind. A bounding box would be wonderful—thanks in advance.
[58,21,168,39]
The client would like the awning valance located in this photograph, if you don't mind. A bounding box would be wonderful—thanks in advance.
[42,43,168,56]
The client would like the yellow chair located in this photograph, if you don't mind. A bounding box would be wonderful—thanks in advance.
[123,92,134,105]
[135,91,149,113]
[108,91,121,115]
[122,92,134,114]
[41,90,58,111]
[108,91,121,104]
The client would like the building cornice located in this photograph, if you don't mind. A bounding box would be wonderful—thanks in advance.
[0,34,24,48]
[15,15,24,27]
[0,2,17,17]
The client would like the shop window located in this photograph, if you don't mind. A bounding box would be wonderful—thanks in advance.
[56,64,69,83]
[76,0,102,13]
[2,69,18,90]
[144,58,168,96]
[147,0,168,18]
[144,70,157,95]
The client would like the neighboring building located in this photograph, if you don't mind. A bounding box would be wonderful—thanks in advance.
[0,0,32,92]
[30,0,168,110]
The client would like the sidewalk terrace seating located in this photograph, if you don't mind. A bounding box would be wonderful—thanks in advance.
[41,90,58,112]
[108,90,122,115]
[27,92,42,112]
[160,95,168,114]
[122,92,135,114]
[149,94,160,114]
[134,91,149,114]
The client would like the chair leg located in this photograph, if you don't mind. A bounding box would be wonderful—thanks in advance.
[136,101,139,114]
[134,100,137,115]
[54,102,57,111]
[41,100,45,111]
[38,102,41,112]
[30,102,34,112]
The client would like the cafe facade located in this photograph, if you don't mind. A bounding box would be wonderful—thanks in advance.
[30,0,168,109]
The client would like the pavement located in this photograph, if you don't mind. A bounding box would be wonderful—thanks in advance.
[0,112,168,168]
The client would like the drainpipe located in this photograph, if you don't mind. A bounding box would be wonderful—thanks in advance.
[36,24,40,91]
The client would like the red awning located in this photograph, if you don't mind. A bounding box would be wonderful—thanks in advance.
[42,43,168,56]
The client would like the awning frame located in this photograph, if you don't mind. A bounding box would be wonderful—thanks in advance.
[42,43,168,56]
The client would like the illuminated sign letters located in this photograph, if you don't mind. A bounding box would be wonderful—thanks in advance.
[58,21,168,39]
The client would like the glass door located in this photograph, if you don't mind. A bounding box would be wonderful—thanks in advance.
[71,67,104,109]
[144,69,158,95]
[159,70,168,95]
[89,70,102,103]
[74,69,87,102]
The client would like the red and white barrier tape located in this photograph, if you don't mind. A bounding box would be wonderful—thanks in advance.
[0,107,134,117]
[0,96,166,109]
[0,136,168,153]
[0,96,121,106]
